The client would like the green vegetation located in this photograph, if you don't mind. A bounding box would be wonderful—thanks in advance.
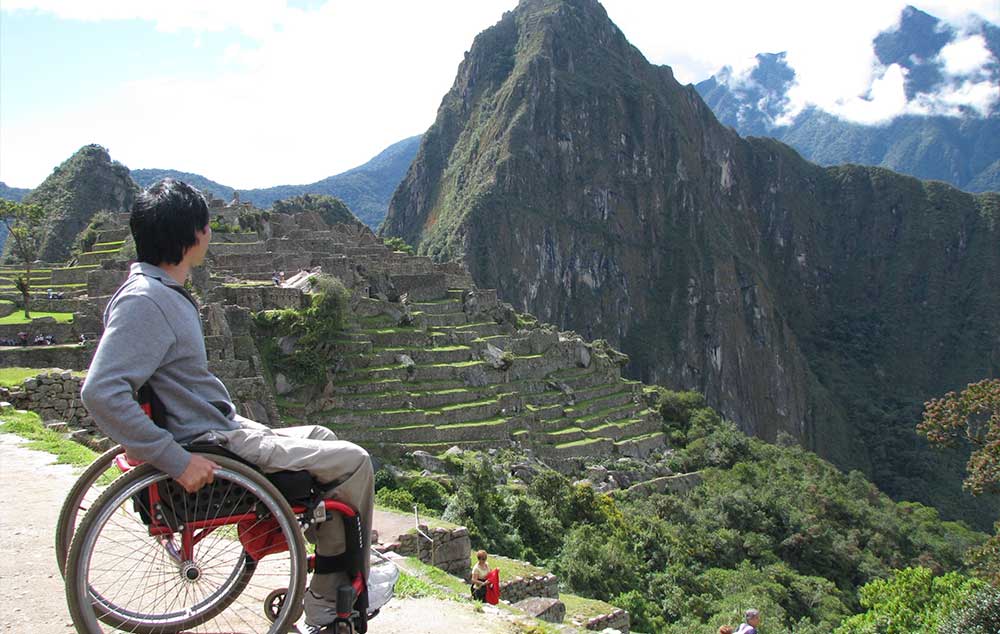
[254,274,351,385]
[432,391,989,633]
[0,199,46,318]
[0,408,97,468]
[0,310,74,324]
[833,568,992,634]
[71,210,114,255]
[382,236,415,254]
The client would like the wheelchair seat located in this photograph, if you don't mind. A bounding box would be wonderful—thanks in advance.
[183,442,317,505]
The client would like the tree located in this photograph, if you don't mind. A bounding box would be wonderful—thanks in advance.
[919,379,1000,582]
[918,379,1000,496]
[0,200,46,319]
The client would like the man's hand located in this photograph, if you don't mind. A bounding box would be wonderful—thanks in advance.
[176,454,219,493]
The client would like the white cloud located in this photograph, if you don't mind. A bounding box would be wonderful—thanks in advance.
[1,0,998,187]
[939,34,992,76]
[0,0,293,39]
[825,63,911,124]
[1,0,516,188]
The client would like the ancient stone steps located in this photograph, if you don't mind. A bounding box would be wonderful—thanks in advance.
[409,299,464,315]
[573,403,649,430]
[94,228,130,243]
[416,311,469,328]
[360,328,436,348]
[615,431,667,459]
[331,385,495,412]
[430,321,511,339]
[212,232,260,244]
[208,242,267,256]
[77,249,120,265]
[562,389,638,419]
[322,393,517,429]
[539,437,614,458]
[369,345,473,365]
[329,413,518,444]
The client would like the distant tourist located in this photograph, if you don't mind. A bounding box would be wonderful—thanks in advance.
[735,609,761,634]
[470,550,495,602]
[47,288,54,299]
[272,271,281,286]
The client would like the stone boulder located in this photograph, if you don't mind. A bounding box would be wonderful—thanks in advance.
[513,597,565,623]
[409,450,446,473]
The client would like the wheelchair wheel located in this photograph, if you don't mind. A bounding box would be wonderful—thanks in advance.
[65,455,307,634]
[55,444,122,576]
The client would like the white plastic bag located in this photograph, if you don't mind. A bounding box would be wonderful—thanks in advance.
[367,549,400,614]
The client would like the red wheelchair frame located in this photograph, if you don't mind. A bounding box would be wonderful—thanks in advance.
[111,451,368,630]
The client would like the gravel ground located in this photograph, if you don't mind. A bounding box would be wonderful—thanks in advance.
[0,435,520,634]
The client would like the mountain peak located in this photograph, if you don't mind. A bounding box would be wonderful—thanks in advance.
[20,144,138,262]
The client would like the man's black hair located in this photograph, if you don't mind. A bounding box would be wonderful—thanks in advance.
[130,178,210,266]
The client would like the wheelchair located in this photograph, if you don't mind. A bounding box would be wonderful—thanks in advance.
[60,445,376,634]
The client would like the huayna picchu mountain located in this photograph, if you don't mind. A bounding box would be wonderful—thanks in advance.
[13,144,138,263]
[381,0,1000,526]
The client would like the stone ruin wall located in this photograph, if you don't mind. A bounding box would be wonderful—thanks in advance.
[387,525,471,578]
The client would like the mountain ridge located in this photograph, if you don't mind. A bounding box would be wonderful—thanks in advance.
[382,0,1000,527]
[131,135,422,228]
[695,6,1000,193]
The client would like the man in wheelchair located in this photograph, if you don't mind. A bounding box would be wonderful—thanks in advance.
[80,178,375,633]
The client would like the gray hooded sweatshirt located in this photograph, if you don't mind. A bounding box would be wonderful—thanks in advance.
[81,262,239,478]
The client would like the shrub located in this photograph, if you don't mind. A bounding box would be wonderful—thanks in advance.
[375,487,416,513]
[938,584,1000,634]
[406,477,449,511]
[374,468,397,492]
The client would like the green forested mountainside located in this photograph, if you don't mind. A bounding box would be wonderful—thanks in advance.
[271,193,364,227]
[381,0,1000,527]
[696,82,1000,194]
[131,135,421,228]
[0,182,30,202]
[128,168,234,202]
[395,390,988,633]
[12,144,137,263]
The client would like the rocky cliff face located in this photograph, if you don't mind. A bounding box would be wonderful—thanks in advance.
[382,0,1000,525]
[21,145,138,262]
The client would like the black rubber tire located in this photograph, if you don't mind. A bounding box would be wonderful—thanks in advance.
[55,445,122,577]
[65,454,307,634]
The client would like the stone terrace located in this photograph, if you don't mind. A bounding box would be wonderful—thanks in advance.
[1,208,667,468]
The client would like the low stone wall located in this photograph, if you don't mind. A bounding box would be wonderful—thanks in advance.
[581,608,630,633]
[213,286,305,312]
[88,269,128,297]
[0,370,93,431]
[499,573,559,603]
[388,525,471,578]
[51,266,97,285]
[0,320,77,343]
[0,344,93,370]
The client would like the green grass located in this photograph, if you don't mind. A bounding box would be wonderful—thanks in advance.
[0,408,97,468]
[92,240,125,249]
[394,556,470,598]
[0,367,84,387]
[560,593,619,620]
[475,552,547,581]
[555,437,607,449]
[79,248,120,256]
[0,310,75,324]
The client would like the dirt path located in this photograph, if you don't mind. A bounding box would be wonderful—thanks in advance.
[0,435,521,634]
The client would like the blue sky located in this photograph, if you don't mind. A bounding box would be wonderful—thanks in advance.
[1,1,997,190]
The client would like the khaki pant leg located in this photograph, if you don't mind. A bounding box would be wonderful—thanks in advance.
[216,425,374,589]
